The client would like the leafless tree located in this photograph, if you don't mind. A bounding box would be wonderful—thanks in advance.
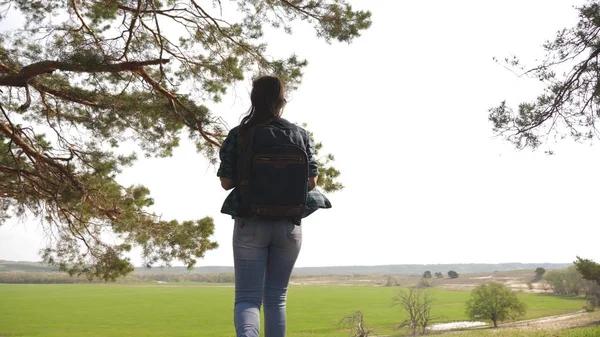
[393,287,438,335]
[339,310,372,337]
[385,276,398,287]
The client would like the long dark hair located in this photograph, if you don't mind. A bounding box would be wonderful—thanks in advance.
[240,75,287,132]
[237,76,287,180]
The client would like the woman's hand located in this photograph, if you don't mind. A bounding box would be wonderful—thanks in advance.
[220,177,235,190]
[308,176,318,191]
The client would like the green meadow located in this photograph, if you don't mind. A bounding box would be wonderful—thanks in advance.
[0,284,590,337]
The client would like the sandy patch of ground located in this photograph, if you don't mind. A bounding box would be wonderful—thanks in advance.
[429,321,487,330]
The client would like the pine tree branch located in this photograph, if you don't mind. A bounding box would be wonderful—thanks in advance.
[70,0,104,53]
[135,68,222,148]
[0,118,84,194]
[118,0,143,61]
[32,82,103,110]
[280,0,322,20]
[189,1,268,64]
[0,59,170,87]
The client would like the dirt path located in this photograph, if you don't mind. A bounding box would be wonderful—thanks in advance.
[434,311,600,335]
[500,310,600,331]
[502,311,588,329]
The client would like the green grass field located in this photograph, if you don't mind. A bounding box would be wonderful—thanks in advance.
[0,284,590,337]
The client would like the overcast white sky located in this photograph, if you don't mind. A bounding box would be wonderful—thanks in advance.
[1,0,598,268]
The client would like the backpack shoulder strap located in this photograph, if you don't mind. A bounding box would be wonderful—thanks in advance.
[237,125,258,217]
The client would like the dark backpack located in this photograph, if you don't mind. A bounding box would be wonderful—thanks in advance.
[237,119,309,219]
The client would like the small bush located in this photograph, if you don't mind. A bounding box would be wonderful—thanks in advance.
[417,278,433,288]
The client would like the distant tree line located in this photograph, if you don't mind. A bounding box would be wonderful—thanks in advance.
[0,272,236,284]
[422,270,459,279]
[0,272,97,284]
[0,270,388,284]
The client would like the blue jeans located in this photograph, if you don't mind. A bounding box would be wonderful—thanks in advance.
[233,217,302,337]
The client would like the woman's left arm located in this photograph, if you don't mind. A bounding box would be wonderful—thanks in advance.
[304,129,319,190]
[217,129,238,190]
